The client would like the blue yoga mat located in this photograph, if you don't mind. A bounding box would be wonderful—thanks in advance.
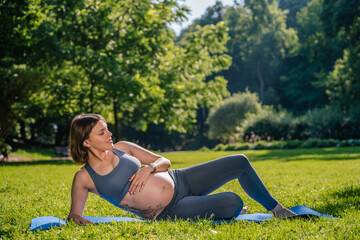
[30,205,333,231]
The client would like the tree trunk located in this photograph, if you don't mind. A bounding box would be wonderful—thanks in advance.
[256,59,265,101]
[55,124,65,146]
[113,99,119,142]
[90,79,94,113]
[30,124,35,144]
[20,120,26,140]
[0,105,13,144]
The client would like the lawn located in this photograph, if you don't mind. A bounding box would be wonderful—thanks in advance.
[1,147,359,239]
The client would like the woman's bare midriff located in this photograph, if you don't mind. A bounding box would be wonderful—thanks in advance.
[119,171,175,219]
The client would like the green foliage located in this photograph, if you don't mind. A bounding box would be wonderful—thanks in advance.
[1,148,360,238]
[206,90,262,141]
[278,0,311,28]
[239,106,296,142]
[301,106,360,139]
[224,0,298,103]
[321,0,359,37]
[321,0,360,112]
[0,0,60,142]
[4,0,231,145]
[0,143,11,161]
[213,139,360,151]
[280,0,343,112]
[238,105,360,142]
[44,0,192,129]
[2,0,359,150]
[177,0,226,41]
[326,50,354,110]
[144,21,232,133]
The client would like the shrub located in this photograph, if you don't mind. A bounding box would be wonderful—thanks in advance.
[0,142,12,161]
[301,106,360,140]
[212,138,360,151]
[206,90,262,142]
[239,106,296,142]
[199,146,211,151]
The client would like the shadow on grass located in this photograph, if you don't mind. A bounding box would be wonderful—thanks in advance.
[247,147,360,162]
[317,186,360,217]
[0,160,75,166]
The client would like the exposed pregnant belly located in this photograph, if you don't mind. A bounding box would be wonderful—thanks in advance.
[119,171,175,219]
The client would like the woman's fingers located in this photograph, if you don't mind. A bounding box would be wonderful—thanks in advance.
[128,169,151,194]
[139,182,145,192]
[75,217,92,225]
[129,173,135,182]
[130,181,141,194]
[83,218,92,224]
[129,180,146,194]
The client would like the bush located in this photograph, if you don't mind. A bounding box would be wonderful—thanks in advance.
[301,106,343,139]
[301,106,360,140]
[237,105,360,143]
[239,106,296,142]
[206,90,262,142]
[0,142,12,161]
[212,138,360,151]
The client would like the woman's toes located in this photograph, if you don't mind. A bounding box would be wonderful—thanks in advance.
[240,206,249,215]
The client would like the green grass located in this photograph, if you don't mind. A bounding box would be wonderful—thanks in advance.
[9,148,60,161]
[1,147,359,239]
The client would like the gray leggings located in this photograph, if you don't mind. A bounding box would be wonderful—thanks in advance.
[156,154,278,220]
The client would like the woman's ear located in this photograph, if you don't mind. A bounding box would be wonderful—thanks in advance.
[83,139,90,148]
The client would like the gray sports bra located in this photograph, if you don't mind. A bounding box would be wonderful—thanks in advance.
[84,148,141,208]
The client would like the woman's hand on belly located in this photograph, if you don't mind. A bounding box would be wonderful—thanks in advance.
[128,166,153,195]
[120,172,175,219]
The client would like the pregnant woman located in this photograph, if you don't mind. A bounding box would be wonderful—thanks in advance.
[67,114,295,224]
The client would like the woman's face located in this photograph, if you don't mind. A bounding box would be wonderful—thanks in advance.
[83,120,113,151]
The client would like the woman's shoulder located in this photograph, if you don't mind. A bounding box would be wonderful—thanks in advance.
[73,166,91,184]
[113,141,136,154]
[72,167,96,192]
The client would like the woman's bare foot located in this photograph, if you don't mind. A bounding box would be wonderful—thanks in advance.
[271,203,296,219]
[240,206,249,215]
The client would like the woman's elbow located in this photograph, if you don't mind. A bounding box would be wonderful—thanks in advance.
[164,158,171,169]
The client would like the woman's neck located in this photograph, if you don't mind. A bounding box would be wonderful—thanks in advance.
[88,148,110,164]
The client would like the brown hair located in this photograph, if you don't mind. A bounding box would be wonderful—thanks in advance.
[69,114,106,164]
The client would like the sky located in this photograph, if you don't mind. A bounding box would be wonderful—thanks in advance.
[169,0,235,36]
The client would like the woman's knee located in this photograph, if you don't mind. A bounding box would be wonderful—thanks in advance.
[222,192,243,216]
[227,154,250,168]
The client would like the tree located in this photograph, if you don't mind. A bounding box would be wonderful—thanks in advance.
[322,0,360,112]
[177,0,226,41]
[155,22,232,133]
[18,62,92,145]
[280,0,344,112]
[14,0,189,142]
[278,0,310,28]
[224,0,298,104]
[49,0,231,140]
[0,0,60,145]
[11,0,231,148]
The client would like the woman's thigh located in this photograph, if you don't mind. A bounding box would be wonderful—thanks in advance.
[164,192,243,220]
[180,154,251,195]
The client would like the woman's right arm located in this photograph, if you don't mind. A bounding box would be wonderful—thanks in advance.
[67,171,92,225]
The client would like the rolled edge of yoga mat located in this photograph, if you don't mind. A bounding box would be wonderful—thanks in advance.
[30,216,66,231]
[290,205,334,219]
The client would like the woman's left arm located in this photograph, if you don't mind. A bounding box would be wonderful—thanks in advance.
[114,141,171,194]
